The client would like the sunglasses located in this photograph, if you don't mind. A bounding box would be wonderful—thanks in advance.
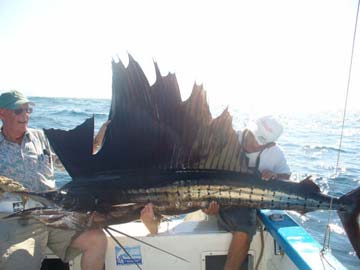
[13,107,33,115]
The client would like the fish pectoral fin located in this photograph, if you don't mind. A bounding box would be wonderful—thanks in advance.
[299,176,320,193]
[111,203,139,208]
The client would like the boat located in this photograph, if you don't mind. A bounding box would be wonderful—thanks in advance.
[41,209,348,270]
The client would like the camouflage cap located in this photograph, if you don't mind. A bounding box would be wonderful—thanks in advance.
[0,90,34,110]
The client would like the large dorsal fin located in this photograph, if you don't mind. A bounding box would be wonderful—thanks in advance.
[45,55,242,179]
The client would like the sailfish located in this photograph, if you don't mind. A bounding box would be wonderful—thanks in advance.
[2,55,360,259]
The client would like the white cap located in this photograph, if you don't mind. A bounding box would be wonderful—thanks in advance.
[247,116,283,145]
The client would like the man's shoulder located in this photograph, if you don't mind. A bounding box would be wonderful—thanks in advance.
[236,130,244,143]
[263,144,286,158]
[269,143,285,152]
[27,128,43,134]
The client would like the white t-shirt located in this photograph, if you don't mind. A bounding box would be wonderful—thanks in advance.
[248,146,291,175]
[238,130,291,177]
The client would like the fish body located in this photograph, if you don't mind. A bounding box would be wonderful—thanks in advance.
[7,170,360,259]
[52,171,346,215]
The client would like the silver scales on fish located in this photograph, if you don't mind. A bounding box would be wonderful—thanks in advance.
[0,54,359,270]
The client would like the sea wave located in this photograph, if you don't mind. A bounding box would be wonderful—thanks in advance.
[302,145,348,154]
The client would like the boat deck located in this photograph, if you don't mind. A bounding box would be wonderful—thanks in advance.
[43,210,347,270]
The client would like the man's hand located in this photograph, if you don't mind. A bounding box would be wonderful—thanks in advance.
[85,211,107,227]
[261,170,291,180]
[202,201,220,215]
[93,120,111,153]
[261,170,278,181]
[0,176,26,193]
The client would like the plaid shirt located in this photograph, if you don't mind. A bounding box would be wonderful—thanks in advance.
[0,128,55,192]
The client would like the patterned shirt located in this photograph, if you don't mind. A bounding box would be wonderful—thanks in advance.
[0,128,55,192]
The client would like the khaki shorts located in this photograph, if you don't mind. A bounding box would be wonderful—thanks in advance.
[0,218,81,270]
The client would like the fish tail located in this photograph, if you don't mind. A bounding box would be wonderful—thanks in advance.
[338,186,360,258]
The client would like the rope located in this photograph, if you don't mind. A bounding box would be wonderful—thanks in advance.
[321,0,360,253]
[255,217,265,270]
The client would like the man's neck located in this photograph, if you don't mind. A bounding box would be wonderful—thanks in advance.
[1,127,25,144]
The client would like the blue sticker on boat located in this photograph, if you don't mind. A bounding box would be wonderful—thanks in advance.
[115,245,142,265]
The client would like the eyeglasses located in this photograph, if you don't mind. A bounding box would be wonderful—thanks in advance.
[13,107,33,115]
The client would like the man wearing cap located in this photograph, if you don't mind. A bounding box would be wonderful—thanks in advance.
[204,115,291,270]
[0,90,107,270]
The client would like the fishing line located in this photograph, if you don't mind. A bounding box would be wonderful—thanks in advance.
[106,226,190,262]
[255,217,265,270]
[104,227,143,270]
[319,251,337,270]
[321,0,360,254]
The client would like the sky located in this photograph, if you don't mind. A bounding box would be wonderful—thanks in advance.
[0,0,359,114]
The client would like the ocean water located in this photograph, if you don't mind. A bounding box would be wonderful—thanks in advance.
[28,96,359,270]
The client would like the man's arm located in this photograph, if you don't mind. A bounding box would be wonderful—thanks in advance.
[261,146,291,181]
[93,120,111,153]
